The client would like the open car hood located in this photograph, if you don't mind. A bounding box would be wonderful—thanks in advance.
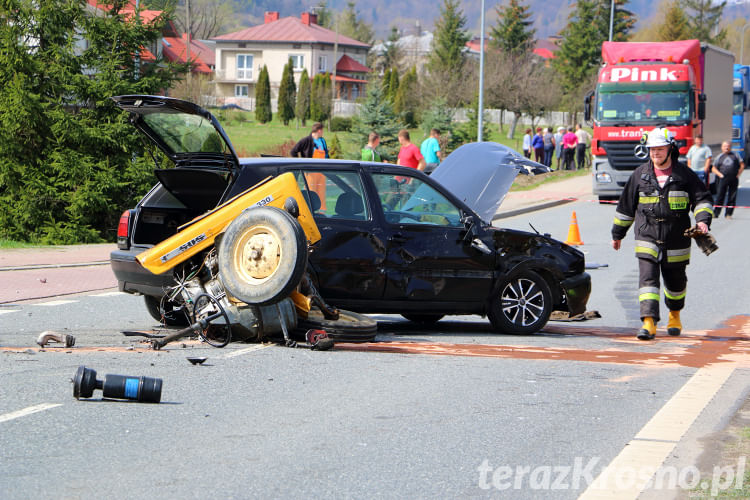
[430,142,550,223]
[111,95,240,173]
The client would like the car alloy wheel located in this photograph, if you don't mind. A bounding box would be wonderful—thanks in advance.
[488,270,552,335]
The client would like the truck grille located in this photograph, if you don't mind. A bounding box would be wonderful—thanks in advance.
[733,128,741,139]
[600,141,644,171]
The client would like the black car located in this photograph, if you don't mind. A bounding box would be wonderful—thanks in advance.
[110,95,591,334]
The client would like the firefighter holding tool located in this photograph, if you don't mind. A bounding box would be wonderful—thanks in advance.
[611,128,715,340]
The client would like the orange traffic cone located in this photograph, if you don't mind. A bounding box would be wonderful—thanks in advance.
[564,211,584,245]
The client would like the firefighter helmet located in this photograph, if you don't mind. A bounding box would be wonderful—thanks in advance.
[643,128,675,148]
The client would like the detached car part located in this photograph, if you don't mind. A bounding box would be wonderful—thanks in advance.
[73,366,162,403]
[36,331,75,348]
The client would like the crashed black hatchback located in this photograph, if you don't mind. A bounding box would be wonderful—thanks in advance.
[110,95,591,335]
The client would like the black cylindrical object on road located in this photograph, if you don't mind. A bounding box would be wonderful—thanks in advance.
[73,366,162,403]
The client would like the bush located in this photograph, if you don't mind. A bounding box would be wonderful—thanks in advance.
[330,117,352,132]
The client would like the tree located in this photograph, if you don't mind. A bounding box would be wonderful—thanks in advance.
[681,0,727,45]
[379,26,403,72]
[296,68,311,127]
[277,59,296,126]
[554,0,601,97]
[328,133,343,159]
[338,1,375,45]
[310,73,332,123]
[351,82,403,161]
[255,65,272,123]
[424,0,472,108]
[394,66,419,128]
[490,0,535,54]
[427,0,470,75]
[0,0,184,243]
[593,0,637,43]
[312,0,333,29]
[657,1,692,41]
[386,69,400,103]
[147,0,237,39]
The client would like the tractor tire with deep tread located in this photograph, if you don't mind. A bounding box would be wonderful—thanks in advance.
[488,270,552,335]
[218,206,307,305]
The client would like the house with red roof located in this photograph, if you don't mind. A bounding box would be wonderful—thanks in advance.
[212,11,371,106]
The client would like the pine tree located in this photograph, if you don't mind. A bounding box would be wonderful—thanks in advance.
[554,0,601,96]
[0,0,183,243]
[351,82,403,161]
[328,133,342,159]
[658,1,692,41]
[427,0,470,75]
[490,0,535,53]
[381,26,402,72]
[338,1,375,44]
[295,68,311,127]
[312,0,333,29]
[255,65,272,123]
[593,0,637,42]
[394,66,419,128]
[277,59,296,126]
[310,73,332,123]
[681,0,727,45]
[387,69,400,103]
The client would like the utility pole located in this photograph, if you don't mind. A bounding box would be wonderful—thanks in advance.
[478,0,486,142]
[608,0,615,41]
[332,13,339,120]
[186,0,192,97]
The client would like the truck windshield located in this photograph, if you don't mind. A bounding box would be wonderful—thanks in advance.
[734,93,743,115]
[596,91,691,124]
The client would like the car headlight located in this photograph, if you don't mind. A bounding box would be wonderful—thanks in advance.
[595,172,612,183]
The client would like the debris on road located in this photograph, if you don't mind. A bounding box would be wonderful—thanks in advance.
[73,365,162,403]
[36,331,75,348]
[187,356,207,365]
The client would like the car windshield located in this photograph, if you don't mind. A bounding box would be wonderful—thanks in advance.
[596,91,691,124]
[143,112,226,154]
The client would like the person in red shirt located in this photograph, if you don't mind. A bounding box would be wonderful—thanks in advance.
[397,130,426,171]
[562,127,578,170]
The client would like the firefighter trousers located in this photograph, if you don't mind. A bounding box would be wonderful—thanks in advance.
[638,257,686,323]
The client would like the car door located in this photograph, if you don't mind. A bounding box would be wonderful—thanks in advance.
[370,170,495,303]
[286,166,387,302]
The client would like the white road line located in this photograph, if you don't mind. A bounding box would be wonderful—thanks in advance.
[578,363,735,500]
[91,291,125,297]
[221,344,273,359]
[34,300,77,307]
[0,403,63,424]
[0,309,19,315]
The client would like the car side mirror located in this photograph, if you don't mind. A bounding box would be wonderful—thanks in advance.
[697,93,706,121]
[584,90,594,122]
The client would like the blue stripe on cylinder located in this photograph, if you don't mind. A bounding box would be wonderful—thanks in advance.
[124,378,139,399]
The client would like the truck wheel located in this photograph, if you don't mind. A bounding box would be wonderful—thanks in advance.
[297,308,378,342]
[144,295,189,327]
[218,206,307,305]
[401,313,444,325]
[488,270,552,335]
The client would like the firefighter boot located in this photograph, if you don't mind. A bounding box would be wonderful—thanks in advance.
[667,310,682,337]
[637,317,656,340]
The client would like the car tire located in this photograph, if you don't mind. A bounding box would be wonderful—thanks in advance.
[143,295,189,327]
[297,307,378,342]
[401,313,444,325]
[218,206,307,305]
[488,270,552,335]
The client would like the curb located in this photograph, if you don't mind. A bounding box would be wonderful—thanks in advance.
[492,198,575,221]
[0,261,110,272]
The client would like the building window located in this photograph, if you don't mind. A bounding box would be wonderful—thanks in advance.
[318,56,327,73]
[236,54,253,80]
[352,84,359,100]
[289,54,304,71]
[235,85,248,97]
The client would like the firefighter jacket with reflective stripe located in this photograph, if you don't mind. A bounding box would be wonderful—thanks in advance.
[611,160,714,266]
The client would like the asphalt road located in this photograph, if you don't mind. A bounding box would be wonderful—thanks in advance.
[2,181,750,499]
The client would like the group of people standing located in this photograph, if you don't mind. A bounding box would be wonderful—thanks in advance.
[686,135,745,219]
[523,124,592,171]
[291,123,443,174]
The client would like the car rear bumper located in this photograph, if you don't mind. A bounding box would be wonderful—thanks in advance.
[561,272,591,316]
[110,248,175,297]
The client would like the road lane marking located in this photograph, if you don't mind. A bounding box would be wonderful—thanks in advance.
[0,309,18,315]
[0,403,63,424]
[221,344,273,359]
[34,300,77,307]
[578,363,735,499]
[91,291,125,297]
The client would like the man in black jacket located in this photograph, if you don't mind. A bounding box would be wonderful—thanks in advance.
[611,128,714,340]
[290,122,328,158]
[712,140,745,219]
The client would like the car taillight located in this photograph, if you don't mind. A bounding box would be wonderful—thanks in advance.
[117,210,131,250]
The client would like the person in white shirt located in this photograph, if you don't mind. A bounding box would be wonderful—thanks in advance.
[575,123,591,170]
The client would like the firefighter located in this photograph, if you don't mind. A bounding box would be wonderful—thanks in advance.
[611,128,714,340]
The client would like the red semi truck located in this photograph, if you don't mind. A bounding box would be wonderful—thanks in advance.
[584,40,734,201]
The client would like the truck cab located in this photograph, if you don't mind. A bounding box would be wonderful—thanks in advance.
[732,64,750,160]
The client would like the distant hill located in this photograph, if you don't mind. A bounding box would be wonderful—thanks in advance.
[232,0,747,43]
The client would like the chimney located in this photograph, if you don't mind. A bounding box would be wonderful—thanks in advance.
[301,12,317,25]
[264,11,279,24]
